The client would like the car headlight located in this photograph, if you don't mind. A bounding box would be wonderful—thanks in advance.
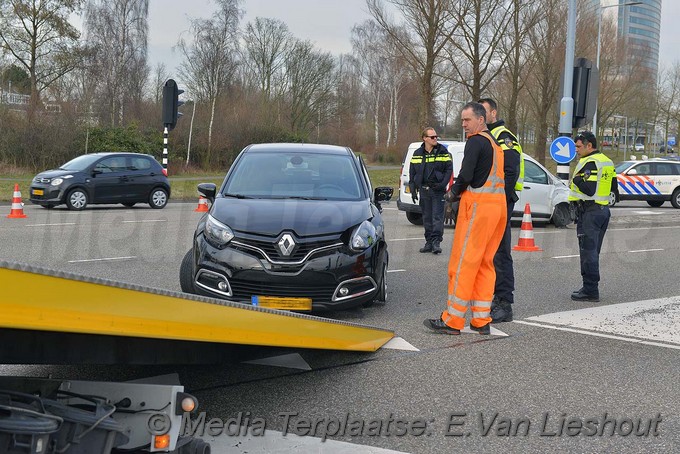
[350,220,377,251]
[50,178,63,186]
[204,214,234,248]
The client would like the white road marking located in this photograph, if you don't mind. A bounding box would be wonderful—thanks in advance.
[388,237,423,242]
[122,219,167,223]
[27,223,76,227]
[552,254,579,259]
[242,353,311,371]
[633,210,663,215]
[382,337,419,351]
[629,248,664,253]
[387,269,406,273]
[68,256,136,263]
[515,297,680,349]
[462,325,509,337]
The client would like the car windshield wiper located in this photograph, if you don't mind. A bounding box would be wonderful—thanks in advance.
[222,193,254,199]
[273,196,328,200]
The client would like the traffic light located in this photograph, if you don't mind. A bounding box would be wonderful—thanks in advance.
[162,79,184,130]
[571,58,598,129]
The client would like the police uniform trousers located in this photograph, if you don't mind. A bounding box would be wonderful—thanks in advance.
[577,204,610,296]
[419,186,446,244]
[441,190,507,330]
[493,201,515,304]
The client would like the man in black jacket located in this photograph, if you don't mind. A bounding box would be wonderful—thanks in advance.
[409,127,453,254]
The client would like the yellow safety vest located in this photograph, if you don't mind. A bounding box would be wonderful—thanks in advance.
[490,125,524,191]
[568,152,615,205]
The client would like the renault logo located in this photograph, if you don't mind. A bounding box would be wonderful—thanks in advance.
[277,233,296,256]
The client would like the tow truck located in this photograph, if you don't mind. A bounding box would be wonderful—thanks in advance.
[0,260,394,453]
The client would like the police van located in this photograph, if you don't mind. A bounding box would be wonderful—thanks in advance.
[611,158,680,208]
[397,140,572,226]
[397,140,466,225]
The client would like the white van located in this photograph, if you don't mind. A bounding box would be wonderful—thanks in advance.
[397,140,572,227]
[396,140,466,225]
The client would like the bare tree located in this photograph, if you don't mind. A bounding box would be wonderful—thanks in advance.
[177,0,242,162]
[0,0,84,118]
[241,17,291,101]
[151,62,169,104]
[284,40,336,135]
[367,0,458,128]
[84,0,149,126]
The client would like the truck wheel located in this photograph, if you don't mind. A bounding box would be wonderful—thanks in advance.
[180,249,196,294]
[176,437,211,454]
[405,211,423,225]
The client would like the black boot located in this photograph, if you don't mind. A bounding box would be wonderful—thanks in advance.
[491,299,514,323]
[470,323,491,335]
[432,241,442,254]
[419,243,433,253]
[571,288,599,302]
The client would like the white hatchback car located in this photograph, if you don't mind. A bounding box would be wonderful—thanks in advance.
[397,141,571,226]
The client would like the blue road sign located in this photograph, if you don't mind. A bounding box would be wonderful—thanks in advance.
[550,137,577,164]
[668,136,676,146]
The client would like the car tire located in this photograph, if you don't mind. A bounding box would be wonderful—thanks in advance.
[65,188,88,210]
[149,187,168,209]
[671,188,680,209]
[363,258,387,308]
[179,249,196,294]
[608,191,617,207]
[122,202,136,208]
[647,200,664,208]
[552,202,572,228]
[405,211,423,225]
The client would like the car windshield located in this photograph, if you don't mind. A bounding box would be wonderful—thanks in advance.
[615,161,635,173]
[60,154,103,171]
[224,151,364,200]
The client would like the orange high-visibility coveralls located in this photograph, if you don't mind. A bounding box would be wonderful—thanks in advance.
[441,131,507,330]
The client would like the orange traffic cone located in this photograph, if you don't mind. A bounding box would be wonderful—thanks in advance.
[512,203,541,251]
[7,184,27,219]
[194,196,209,212]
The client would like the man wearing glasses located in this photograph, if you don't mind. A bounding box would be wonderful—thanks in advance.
[409,127,453,254]
[569,131,617,302]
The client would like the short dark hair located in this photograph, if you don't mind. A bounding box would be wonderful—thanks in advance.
[462,101,486,122]
[477,98,497,111]
[576,131,598,149]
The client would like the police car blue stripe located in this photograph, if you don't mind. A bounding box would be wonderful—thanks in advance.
[645,181,662,195]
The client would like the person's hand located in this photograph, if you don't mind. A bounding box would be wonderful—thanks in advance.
[412,192,418,204]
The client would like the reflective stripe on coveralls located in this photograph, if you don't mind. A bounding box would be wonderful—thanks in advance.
[441,131,508,330]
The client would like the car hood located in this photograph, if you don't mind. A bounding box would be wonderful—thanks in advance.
[35,169,80,179]
[211,198,373,236]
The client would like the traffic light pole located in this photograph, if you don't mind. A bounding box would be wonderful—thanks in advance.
[557,0,577,182]
[162,125,169,175]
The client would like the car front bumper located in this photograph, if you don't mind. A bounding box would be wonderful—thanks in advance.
[192,235,385,311]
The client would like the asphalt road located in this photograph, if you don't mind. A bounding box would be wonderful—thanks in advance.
[1,200,679,453]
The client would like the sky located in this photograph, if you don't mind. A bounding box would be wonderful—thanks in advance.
[141,0,680,83]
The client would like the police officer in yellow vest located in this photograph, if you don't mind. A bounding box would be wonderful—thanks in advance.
[569,131,617,302]
[478,98,523,322]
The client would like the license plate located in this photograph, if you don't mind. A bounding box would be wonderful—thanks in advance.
[32,189,44,196]
[251,296,312,310]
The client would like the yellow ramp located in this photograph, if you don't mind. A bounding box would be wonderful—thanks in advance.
[0,261,393,352]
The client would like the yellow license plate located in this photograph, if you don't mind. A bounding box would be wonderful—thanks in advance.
[32,189,44,196]
[251,296,312,310]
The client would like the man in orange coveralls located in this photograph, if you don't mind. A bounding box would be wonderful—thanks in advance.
[423,101,507,335]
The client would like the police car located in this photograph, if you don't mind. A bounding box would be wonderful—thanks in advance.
[397,141,571,226]
[611,158,680,208]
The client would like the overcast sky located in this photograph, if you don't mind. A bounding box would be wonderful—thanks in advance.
[148,0,679,80]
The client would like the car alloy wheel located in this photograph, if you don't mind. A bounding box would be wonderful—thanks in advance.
[66,189,88,210]
[149,188,168,209]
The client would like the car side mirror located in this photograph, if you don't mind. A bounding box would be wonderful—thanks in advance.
[92,169,102,176]
[374,186,393,202]
[197,183,217,202]
[627,169,638,175]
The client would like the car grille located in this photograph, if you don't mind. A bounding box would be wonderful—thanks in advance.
[34,177,51,184]
[229,279,336,301]
[231,232,343,263]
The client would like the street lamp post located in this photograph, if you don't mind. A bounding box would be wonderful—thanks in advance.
[593,1,641,136]
[613,114,627,160]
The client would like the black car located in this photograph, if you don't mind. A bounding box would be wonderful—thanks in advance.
[180,143,393,311]
[29,152,171,210]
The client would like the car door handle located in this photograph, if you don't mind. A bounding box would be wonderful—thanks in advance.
[523,185,531,189]
[120,176,129,181]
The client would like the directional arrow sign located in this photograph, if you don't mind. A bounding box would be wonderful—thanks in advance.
[550,137,577,164]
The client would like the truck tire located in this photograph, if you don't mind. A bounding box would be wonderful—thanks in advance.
[405,211,423,225]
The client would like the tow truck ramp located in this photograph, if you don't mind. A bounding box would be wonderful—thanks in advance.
[0,260,394,364]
